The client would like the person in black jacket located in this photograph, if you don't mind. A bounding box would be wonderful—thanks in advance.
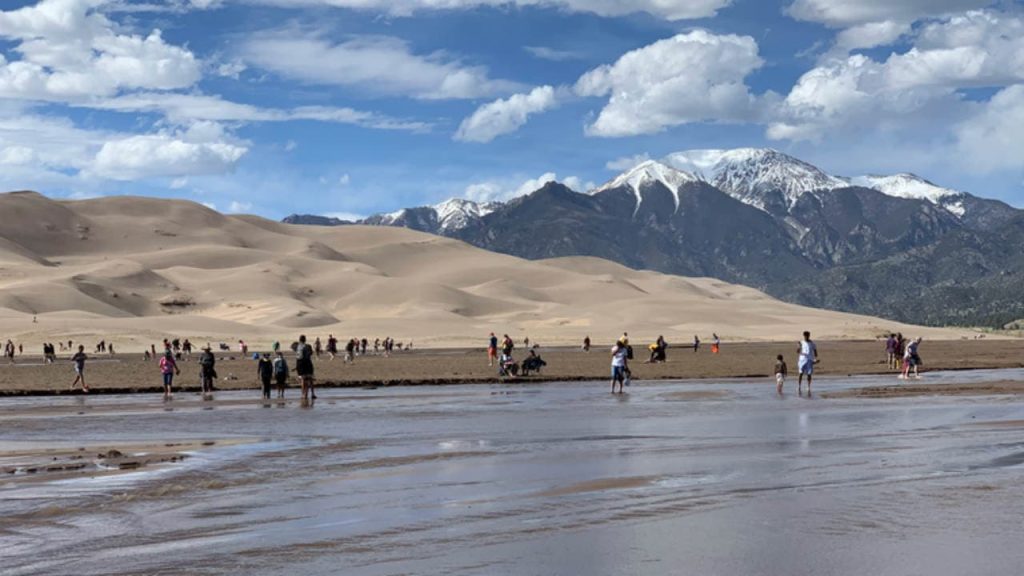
[257,353,274,400]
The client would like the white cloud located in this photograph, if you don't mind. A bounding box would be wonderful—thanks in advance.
[464,171,590,202]
[954,84,1024,173]
[606,153,651,171]
[769,10,1024,141]
[240,32,519,100]
[89,122,248,180]
[215,59,246,79]
[93,92,432,131]
[227,200,253,213]
[455,85,559,143]
[0,0,201,101]
[831,20,911,55]
[284,140,298,152]
[786,0,992,27]
[338,173,350,186]
[575,30,766,137]
[169,176,188,189]
[524,46,584,61]
[239,0,732,21]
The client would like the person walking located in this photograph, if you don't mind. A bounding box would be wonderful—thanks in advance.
[693,335,700,353]
[901,337,923,380]
[273,352,289,398]
[488,333,498,366]
[774,354,788,396]
[199,345,217,397]
[159,350,180,401]
[582,335,591,352]
[797,331,818,396]
[885,333,898,370]
[257,353,274,400]
[610,340,629,394]
[711,333,721,354]
[70,345,88,393]
[344,338,356,363]
[295,335,316,402]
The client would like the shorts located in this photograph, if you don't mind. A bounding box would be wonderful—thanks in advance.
[611,365,625,381]
[775,374,785,386]
[798,358,813,375]
[163,373,174,387]
[296,359,313,377]
[488,347,497,358]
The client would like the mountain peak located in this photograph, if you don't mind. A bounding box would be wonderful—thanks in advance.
[433,197,501,231]
[850,173,961,202]
[596,160,700,214]
[664,148,848,210]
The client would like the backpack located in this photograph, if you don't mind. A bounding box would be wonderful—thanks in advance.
[274,357,289,377]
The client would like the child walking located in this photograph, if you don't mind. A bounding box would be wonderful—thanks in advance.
[774,354,788,395]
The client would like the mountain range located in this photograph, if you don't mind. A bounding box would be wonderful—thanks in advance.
[284,148,1024,327]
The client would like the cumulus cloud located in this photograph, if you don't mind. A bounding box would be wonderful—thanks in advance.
[769,10,1024,142]
[464,171,592,202]
[455,85,559,142]
[239,0,732,21]
[575,30,766,137]
[786,0,992,27]
[831,20,911,55]
[227,200,253,213]
[240,33,519,100]
[606,153,651,171]
[89,122,248,180]
[524,46,584,61]
[0,0,201,101]
[954,85,1024,173]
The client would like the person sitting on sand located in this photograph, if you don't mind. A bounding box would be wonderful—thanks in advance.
[70,345,89,393]
[775,354,788,395]
[273,352,289,398]
[610,341,629,394]
[797,331,818,396]
[521,350,547,376]
[160,350,180,401]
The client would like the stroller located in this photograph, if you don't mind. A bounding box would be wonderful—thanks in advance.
[498,353,519,377]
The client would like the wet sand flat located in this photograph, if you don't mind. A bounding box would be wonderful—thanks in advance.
[824,379,1024,399]
[2,370,1024,575]
[1,339,1021,395]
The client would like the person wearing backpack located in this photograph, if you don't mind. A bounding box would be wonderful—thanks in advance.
[273,352,289,398]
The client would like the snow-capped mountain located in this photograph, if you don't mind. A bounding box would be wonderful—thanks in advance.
[433,198,502,231]
[849,174,966,217]
[594,160,700,213]
[664,148,848,212]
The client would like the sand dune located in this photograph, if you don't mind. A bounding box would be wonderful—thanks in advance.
[0,191,987,349]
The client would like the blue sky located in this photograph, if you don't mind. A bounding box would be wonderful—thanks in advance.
[0,0,1022,219]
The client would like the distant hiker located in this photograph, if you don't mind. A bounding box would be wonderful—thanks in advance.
[501,334,514,356]
[70,345,88,393]
[797,331,818,396]
[160,350,180,401]
[693,335,700,353]
[901,337,923,380]
[775,354,788,395]
[885,333,898,370]
[344,338,356,363]
[711,333,721,354]
[610,340,629,394]
[257,353,274,400]
[271,340,280,354]
[488,333,498,366]
[326,334,338,359]
[182,339,193,359]
[314,337,323,358]
[4,340,14,364]
[296,335,316,402]
[199,345,217,397]
[273,352,289,398]
[239,340,248,355]
[582,335,591,352]
[524,337,530,348]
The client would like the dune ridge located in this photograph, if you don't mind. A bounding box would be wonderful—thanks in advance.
[0,191,984,349]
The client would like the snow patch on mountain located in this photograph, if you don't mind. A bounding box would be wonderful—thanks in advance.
[664,148,848,210]
[849,174,964,215]
[434,198,501,231]
[595,160,699,214]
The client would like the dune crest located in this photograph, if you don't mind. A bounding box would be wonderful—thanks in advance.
[0,191,982,348]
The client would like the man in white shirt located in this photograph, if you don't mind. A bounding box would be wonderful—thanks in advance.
[797,331,818,396]
[610,341,629,394]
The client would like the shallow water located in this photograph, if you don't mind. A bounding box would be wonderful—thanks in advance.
[3,370,1024,575]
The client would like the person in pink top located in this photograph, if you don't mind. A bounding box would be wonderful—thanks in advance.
[159,350,181,401]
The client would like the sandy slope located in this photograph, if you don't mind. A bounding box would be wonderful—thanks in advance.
[0,191,985,349]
